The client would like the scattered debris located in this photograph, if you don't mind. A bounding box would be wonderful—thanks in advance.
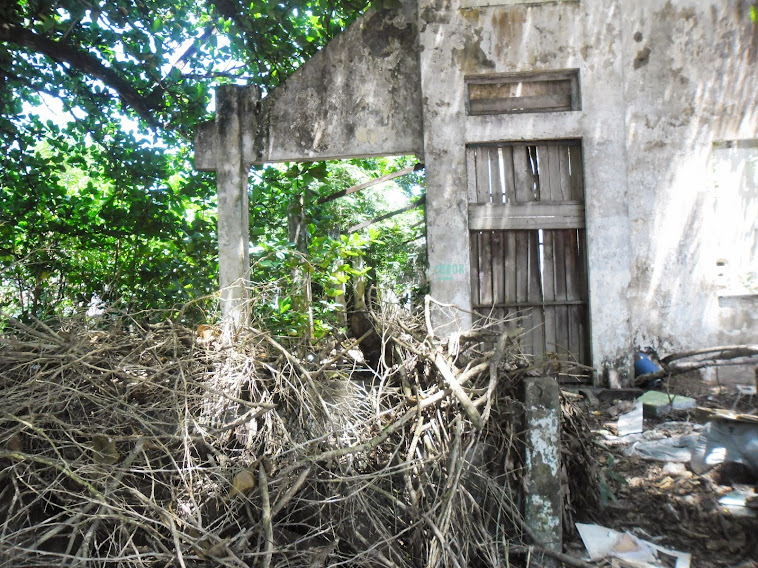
[625,433,699,463]
[691,418,758,477]
[576,522,691,568]
[583,373,757,568]
[733,384,757,409]
[719,487,758,518]
[617,401,643,436]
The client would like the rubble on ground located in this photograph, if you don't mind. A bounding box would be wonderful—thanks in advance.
[570,372,757,568]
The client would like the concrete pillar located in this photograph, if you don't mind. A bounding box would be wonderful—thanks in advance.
[215,85,255,329]
[416,0,473,337]
[524,376,562,561]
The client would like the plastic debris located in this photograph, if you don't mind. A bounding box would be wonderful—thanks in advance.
[690,419,758,476]
[617,401,643,436]
[634,352,661,376]
[576,523,691,568]
[625,434,699,462]
[719,487,758,518]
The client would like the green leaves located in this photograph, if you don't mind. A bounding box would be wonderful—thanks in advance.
[244,156,425,337]
[0,0,432,331]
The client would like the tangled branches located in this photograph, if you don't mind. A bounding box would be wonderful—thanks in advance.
[0,306,597,567]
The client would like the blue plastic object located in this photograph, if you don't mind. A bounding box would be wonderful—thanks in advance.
[634,352,660,376]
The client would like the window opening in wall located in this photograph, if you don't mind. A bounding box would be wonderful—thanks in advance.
[466,70,581,115]
[711,140,758,298]
[467,140,590,382]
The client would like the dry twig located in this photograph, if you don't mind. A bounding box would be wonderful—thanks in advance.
[0,301,598,567]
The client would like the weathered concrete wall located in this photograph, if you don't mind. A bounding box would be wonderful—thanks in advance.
[418,0,757,380]
[621,2,758,353]
[418,0,636,377]
[195,0,758,381]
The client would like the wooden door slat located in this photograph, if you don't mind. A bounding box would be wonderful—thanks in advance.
[528,231,542,303]
[504,230,517,303]
[558,145,571,201]
[476,147,492,203]
[489,147,505,203]
[528,231,546,356]
[466,148,478,203]
[535,144,549,200]
[515,230,529,304]
[552,230,569,356]
[577,229,588,299]
[552,229,568,302]
[514,146,534,203]
[470,230,481,305]
[542,230,556,354]
[554,304,569,357]
[479,231,494,305]
[542,230,556,303]
[547,145,565,201]
[502,146,516,203]
[491,231,505,304]
[469,202,585,231]
[569,144,584,200]
[570,305,588,364]
[471,299,586,309]
[544,305,557,355]
[528,308,546,359]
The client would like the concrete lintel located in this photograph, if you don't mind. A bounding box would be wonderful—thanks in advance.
[523,376,562,561]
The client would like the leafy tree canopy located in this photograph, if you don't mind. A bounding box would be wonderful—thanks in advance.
[1,0,369,134]
[0,0,426,329]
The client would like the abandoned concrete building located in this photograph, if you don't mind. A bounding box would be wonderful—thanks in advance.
[195,0,758,386]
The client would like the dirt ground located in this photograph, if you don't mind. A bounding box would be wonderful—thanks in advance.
[564,373,758,567]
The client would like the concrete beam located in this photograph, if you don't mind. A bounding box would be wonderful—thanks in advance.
[255,1,423,164]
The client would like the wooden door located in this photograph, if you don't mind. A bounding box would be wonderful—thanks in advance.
[467,141,590,381]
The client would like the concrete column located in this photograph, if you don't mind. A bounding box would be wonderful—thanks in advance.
[524,376,562,561]
[416,0,473,336]
[215,85,255,329]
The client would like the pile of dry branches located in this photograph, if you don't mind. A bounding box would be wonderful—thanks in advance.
[0,303,598,567]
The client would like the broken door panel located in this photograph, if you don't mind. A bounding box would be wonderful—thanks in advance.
[468,141,590,381]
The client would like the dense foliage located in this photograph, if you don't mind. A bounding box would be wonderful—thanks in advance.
[0,0,425,329]
[248,157,426,336]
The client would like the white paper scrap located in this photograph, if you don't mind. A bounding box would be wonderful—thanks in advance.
[576,523,691,568]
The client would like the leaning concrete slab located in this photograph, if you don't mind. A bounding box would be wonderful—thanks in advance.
[523,376,562,560]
